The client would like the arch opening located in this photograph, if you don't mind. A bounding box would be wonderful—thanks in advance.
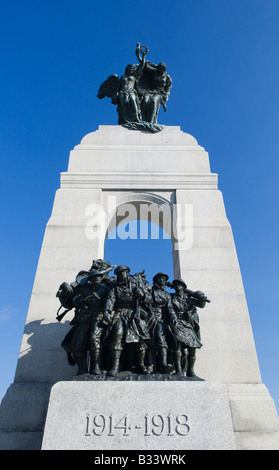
[105,219,174,285]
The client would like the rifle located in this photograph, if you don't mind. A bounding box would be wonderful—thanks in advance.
[166,281,210,303]
[133,271,145,320]
[135,275,141,320]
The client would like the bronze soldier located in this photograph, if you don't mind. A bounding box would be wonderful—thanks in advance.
[58,270,109,375]
[170,279,207,377]
[146,272,178,374]
[102,265,151,377]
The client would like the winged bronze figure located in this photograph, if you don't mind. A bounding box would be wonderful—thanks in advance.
[97,44,172,133]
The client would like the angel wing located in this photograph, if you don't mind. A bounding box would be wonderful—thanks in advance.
[97,74,120,101]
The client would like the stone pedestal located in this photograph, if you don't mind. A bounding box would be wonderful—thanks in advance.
[42,381,236,450]
[0,126,278,450]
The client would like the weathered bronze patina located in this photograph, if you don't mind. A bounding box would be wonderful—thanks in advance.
[56,260,210,380]
[97,44,172,133]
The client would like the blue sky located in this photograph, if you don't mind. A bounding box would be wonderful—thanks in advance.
[0,1,279,413]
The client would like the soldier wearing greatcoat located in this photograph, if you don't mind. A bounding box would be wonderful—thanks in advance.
[102,265,151,377]
[170,278,206,376]
[59,270,109,375]
[146,272,178,374]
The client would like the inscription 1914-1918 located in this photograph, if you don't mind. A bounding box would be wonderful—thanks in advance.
[85,413,190,437]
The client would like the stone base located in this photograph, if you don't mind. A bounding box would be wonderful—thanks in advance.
[41,381,236,450]
[1,380,277,450]
[227,384,279,450]
[0,382,52,450]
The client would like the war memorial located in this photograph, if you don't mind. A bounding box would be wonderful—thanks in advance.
[0,44,278,451]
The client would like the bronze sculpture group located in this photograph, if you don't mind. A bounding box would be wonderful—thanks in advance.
[97,43,172,133]
[56,260,210,379]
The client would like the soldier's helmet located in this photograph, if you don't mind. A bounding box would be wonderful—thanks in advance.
[172,278,187,289]
[114,265,130,275]
[153,272,169,282]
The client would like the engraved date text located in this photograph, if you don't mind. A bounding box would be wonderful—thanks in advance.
[85,413,190,437]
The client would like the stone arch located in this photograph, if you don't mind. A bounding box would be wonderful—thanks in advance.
[105,191,174,239]
[101,191,179,276]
